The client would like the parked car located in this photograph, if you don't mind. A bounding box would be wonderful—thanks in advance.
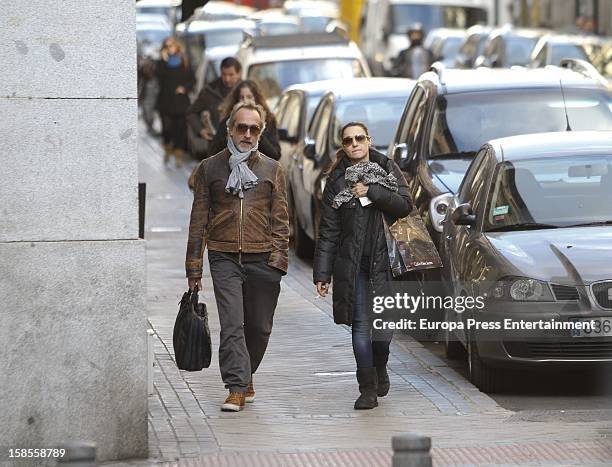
[176,19,256,71]
[187,0,254,22]
[274,80,340,173]
[248,9,301,36]
[529,34,589,68]
[424,28,466,67]
[454,24,492,69]
[236,32,371,108]
[288,78,416,257]
[474,26,548,68]
[388,60,612,251]
[437,131,612,392]
[360,0,490,76]
[136,0,181,25]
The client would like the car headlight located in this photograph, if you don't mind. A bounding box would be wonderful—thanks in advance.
[491,277,554,302]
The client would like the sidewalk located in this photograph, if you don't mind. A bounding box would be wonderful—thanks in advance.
[107,131,612,466]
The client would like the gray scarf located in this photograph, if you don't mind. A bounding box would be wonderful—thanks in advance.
[225,136,259,198]
[332,161,398,209]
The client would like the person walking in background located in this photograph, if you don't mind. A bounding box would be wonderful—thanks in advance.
[313,122,412,410]
[186,100,289,412]
[186,57,242,157]
[156,37,195,167]
[394,23,433,79]
[208,80,281,161]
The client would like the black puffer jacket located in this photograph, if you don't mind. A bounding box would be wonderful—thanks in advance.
[155,59,195,115]
[313,149,412,325]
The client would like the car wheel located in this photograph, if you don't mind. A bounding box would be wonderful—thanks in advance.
[467,334,504,393]
[290,192,314,259]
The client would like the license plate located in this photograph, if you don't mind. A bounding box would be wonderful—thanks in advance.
[571,317,612,338]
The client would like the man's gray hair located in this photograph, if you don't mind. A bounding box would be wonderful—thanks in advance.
[227,99,267,132]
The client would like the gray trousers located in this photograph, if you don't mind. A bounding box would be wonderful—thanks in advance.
[208,251,282,393]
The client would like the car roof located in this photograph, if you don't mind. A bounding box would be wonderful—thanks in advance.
[137,0,181,7]
[489,131,612,161]
[421,66,609,93]
[489,26,549,39]
[285,77,414,98]
[183,19,256,33]
[240,41,364,65]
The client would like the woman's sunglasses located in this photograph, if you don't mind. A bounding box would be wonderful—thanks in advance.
[234,123,262,136]
[342,134,369,147]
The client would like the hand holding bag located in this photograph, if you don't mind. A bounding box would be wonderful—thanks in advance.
[173,288,212,371]
[383,210,442,277]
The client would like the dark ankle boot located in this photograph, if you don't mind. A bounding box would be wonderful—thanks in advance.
[373,345,390,397]
[354,367,378,410]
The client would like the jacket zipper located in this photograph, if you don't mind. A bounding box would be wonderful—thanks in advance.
[239,197,244,264]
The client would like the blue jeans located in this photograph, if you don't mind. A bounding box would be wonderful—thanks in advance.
[352,269,392,368]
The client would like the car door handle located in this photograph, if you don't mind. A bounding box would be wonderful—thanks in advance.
[446,234,452,240]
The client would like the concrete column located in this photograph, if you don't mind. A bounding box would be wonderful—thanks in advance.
[0,0,147,462]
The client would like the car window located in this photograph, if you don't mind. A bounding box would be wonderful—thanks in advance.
[204,60,218,85]
[331,96,409,151]
[550,43,588,65]
[458,149,488,203]
[248,58,367,101]
[428,88,612,156]
[485,154,612,230]
[393,87,426,166]
[313,100,333,157]
[284,94,301,139]
[505,36,539,66]
[276,94,290,127]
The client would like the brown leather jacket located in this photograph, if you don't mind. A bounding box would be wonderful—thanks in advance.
[186,149,289,278]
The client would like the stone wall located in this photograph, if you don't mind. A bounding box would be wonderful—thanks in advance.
[0,0,147,461]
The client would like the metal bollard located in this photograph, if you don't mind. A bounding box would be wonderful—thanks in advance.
[57,441,96,466]
[392,434,432,467]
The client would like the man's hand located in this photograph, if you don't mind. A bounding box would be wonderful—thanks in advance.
[188,278,202,291]
[351,182,369,198]
[316,282,329,297]
[176,86,186,94]
[200,128,213,141]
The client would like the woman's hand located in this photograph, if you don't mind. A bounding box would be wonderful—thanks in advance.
[316,282,329,297]
[351,182,369,198]
[176,86,186,94]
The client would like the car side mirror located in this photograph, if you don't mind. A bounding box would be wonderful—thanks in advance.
[278,128,297,144]
[393,142,408,162]
[451,203,476,227]
[474,55,486,67]
[304,139,317,161]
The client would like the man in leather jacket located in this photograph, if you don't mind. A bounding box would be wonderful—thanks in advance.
[186,100,289,412]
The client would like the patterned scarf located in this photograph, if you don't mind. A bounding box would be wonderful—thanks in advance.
[332,161,398,209]
[225,136,259,198]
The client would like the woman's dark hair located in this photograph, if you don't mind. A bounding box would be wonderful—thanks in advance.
[219,80,276,126]
[324,121,370,176]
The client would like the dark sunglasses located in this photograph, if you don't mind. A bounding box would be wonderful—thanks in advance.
[234,123,262,136]
[342,134,369,147]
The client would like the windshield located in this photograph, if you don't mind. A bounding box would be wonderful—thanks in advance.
[204,29,245,48]
[249,59,367,100]
[505,36,539,65]
[550,43,588,65]
[390,4,487,34]
[429,89,612,156]
[331,96,409,150]
[486,155,612,230]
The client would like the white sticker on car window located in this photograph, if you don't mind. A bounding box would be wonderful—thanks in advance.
[493,205,510,216]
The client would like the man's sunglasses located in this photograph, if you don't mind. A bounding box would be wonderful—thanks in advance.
[342,134,369,147]
[234,123,262,136]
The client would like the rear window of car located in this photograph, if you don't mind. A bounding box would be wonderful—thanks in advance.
[428,88,612,157]
[248,58,367,100]
[505,36,540,65]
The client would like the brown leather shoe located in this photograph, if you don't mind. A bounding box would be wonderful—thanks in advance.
[245,381,255,403]
[221,392,245,412]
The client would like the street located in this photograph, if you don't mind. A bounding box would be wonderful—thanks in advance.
[128,127,612,466]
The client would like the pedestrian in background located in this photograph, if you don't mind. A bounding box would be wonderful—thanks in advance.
[313,121,412,410]
[208,80,281,161]
[394,23,433,79]
[156,37,194,167]
[186,57,242,158]
[186,100,289,412]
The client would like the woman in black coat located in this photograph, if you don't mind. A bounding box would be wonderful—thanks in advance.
[313,121,412,410]
[156,37,195,167]
[207,80,281,160]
